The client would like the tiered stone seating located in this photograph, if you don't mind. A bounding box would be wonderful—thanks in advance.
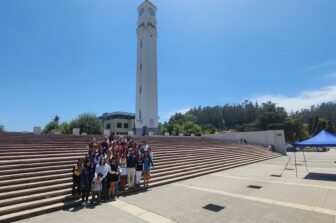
[0,132,281,222]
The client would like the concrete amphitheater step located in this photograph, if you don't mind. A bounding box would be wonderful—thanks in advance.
[0,146,274,163]
[0,148,265,160]
[0,143,261,152]
[149,155,276,180]
[0,144,86,149]
[0,152,238,179]
[0,147,271,160]
[0,154,277,196]
[0,151,277,179]
[154,144,269,154]
[0,152,276,171]
[0,183,72,200]
[0,160,78,171]
[0,148,269,167]
[0,157,264,217]
[0,152,277,185]
[0,197,79,223]
[0,188,71,208]
[0,194,77,217]
[0,150,229,171]
[0,151,277,188]
[0,147,87,154]
[0,178,72,193]
[0,168,72,181]
[0,152,89,160]
[0,156,277,223]
[0,145,269,160]
[0,133,282,222]
[151,153,278,173]
[149,157,272,188]
[0,156,84,166]
[0,147,244,160]
[0,148,88,155]
[0,164,72,176]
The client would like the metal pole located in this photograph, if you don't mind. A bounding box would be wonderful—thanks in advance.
[280,152,293,176]
[302,149,308,171]
[294,148,298,177]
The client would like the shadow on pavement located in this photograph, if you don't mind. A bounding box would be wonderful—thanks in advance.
[304,172,336,182]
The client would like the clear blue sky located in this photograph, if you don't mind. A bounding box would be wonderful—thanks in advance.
[1,0,336,131]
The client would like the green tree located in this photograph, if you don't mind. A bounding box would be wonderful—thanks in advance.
[182,121,202,136]
[254,102,287,130]
[59,122,71,134]
[283,117,307,141]
[69,113,103,135]
[201,124,216,134]
[160,122,169,134]
[172,123,184,136]
[43,121,59,134]
[326,120,335,133]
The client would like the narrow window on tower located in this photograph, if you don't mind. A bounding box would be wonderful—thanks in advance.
[140,63,142,71]
[139,87,142,94]
[140,40,142,48]
[139,111,142,120]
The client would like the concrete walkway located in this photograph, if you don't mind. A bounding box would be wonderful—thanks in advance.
[19,151,336,223]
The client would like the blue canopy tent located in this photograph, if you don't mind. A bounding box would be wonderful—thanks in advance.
[295,130,336,147]
[278,130,336,177]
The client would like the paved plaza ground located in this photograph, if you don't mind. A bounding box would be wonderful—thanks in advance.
[19,151,336,223]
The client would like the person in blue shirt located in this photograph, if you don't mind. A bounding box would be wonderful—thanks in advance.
[143,151,154,187]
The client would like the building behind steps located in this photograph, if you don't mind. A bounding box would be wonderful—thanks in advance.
[99,112,135,135]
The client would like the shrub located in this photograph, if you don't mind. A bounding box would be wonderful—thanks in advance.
[43,121,59,134]
[59,122,71,134]
[69,113,103,135]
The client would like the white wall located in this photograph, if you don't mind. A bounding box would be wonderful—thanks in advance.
[204,130,287,155]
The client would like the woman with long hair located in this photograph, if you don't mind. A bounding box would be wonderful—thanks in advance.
[108,157,120,200]
[95,158,109,201]
[119,153,127,192]
[143,151,154,187]
[72,158,83,196]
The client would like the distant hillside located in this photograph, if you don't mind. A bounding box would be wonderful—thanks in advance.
[161,101,336,141]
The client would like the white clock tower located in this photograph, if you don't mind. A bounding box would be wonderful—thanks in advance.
[135,0,159,136]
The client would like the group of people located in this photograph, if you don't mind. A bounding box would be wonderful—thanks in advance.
[72,136,154,207]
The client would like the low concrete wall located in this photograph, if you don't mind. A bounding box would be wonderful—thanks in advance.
[72,128,80,136]
[33,127,42,135]
[104,129,111,137]
[204,130,287,155]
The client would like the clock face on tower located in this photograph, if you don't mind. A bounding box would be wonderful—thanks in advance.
[139,8,144,16]
[148,7,154,16]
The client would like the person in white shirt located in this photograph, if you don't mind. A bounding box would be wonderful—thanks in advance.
[95,158,109,201]
[141,140,149,153]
